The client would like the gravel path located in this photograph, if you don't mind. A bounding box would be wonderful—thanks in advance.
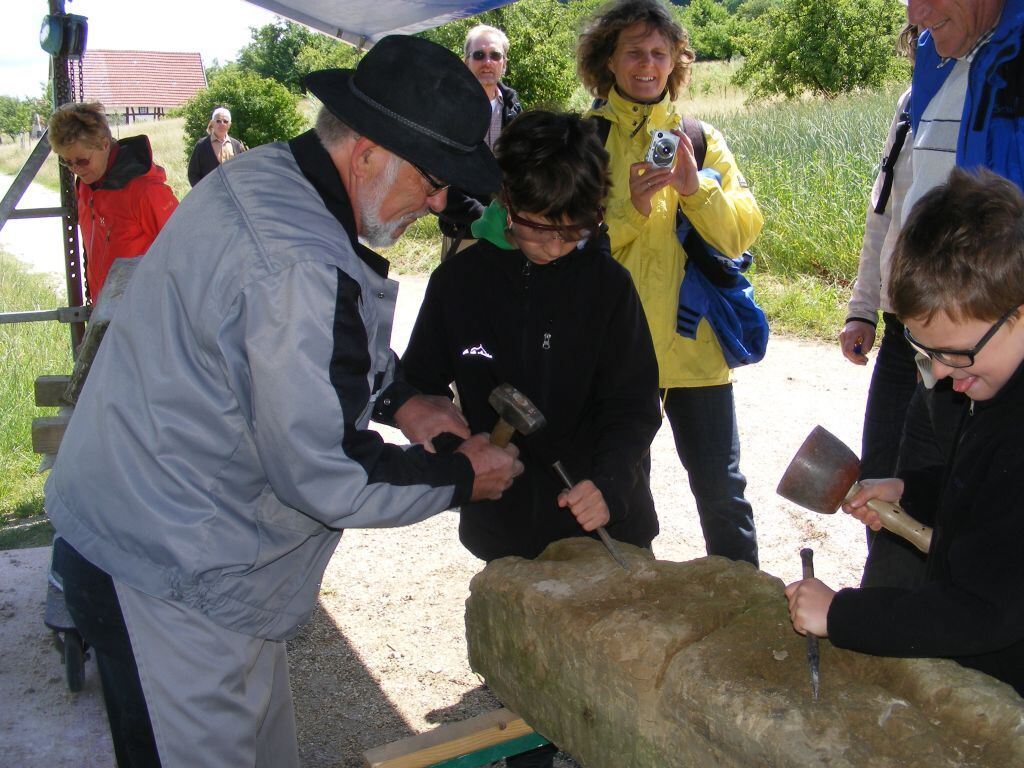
[2,175,874,767]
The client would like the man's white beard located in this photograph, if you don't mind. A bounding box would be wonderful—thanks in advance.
[359,156,426,248]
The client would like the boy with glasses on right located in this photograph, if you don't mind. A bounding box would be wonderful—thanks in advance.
[786,166,1024,697]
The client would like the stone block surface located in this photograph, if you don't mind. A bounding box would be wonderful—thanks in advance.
[466,538,1024,767]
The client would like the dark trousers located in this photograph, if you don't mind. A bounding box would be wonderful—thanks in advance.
[857,314,928,589]
[52,538,161,767]
[663,384,758,567]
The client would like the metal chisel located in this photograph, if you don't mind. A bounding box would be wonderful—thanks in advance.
[800,547,821,701]
[552,460,630,572]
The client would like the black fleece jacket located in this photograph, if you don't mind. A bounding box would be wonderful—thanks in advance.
[402,234,661,561]
[828,358,1024,696]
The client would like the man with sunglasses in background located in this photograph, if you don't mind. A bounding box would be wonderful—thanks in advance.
[436,24,523,259]
[45,36,524,768]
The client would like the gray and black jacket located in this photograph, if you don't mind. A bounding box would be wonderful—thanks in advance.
[46,130,473,640]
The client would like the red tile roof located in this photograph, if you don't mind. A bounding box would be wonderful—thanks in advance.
[82,50,207,109]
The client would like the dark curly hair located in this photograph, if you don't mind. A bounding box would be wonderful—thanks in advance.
[494,110,610,223]
[576,0,695,101]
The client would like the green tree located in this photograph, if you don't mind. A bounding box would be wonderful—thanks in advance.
[179,69,307,162]
[293,31,363,81]
[734,0,906,100]
[36,81,54,123]
[0,96,33,142]
[419,0,605,109]
[237,20,319,92]
[681,0,738,60]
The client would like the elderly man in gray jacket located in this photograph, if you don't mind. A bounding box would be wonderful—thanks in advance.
[45,36,522,768]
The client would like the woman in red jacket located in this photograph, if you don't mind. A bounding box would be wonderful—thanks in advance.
[48,102,179,300]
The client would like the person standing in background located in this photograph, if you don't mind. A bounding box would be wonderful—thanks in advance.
[48,101,178,301]
[187,106,247,187]
[436,24,522,258]
[578,0,764,566]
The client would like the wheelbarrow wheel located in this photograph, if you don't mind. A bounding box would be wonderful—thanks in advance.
[64,630,86,693]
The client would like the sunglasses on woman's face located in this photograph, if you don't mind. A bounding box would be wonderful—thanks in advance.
[470,50,504,62]
[58,150,96,170]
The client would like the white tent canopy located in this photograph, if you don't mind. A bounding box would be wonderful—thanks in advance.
[246,0,516,48]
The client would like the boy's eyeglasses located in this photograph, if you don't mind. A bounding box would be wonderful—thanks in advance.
[409,161,450,196]
[903,306,1018,368]
[58,150,96,170]
[470,50,504,62]
[506,208,602,244]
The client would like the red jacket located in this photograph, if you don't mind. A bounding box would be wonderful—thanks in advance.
[78,135,178,299]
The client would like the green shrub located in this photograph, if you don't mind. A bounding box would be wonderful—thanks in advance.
[179,69,308,162]
[734,0,907,99]
[0,96,34,142]
[681,0,740,61]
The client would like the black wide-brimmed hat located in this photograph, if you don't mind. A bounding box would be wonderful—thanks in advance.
[303,35,500,195]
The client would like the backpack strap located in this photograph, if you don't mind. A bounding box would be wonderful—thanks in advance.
[874,111,911,215]
[681,116,706,171]
[590,112,706,170]
[592,114,612,146]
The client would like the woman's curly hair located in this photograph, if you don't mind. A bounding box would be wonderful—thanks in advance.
[577,0,695,101]
[48,102,112,153]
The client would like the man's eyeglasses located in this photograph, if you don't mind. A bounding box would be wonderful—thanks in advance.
[506,208,602,245]
[470,49,504,62]
[409,162,450,196]
[903,306,1018,368]
[57,150,96,170]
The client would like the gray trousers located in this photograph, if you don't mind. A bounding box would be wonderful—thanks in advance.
[116,581,300,768]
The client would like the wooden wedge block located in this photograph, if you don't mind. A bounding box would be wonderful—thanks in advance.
[363,708,538,768]
[35,375,73,407]
[32,409,72,454]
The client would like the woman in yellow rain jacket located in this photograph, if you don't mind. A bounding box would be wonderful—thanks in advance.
[579,0,764,565]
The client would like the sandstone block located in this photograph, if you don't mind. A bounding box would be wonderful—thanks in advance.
[466,538,1024,767]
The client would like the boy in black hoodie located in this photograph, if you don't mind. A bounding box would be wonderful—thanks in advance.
[787,167,1024,697]
[403,111,661,569]
[404,109,662,768]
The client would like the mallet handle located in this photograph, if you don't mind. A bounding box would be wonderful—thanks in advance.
[490,419,516,448]
[847,484,933,554]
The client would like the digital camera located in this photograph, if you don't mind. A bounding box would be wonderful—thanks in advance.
[645,129,680,168]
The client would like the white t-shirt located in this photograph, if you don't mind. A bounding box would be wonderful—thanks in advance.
[902,57,972,225]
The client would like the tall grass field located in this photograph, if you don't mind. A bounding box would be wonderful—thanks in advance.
[709,86,903,335]
[0,254,72,547]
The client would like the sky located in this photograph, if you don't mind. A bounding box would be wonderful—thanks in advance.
[0,0,281,98]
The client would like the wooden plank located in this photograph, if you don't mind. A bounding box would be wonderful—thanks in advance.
[363,709,539,768]
[64,256,140,405]
[32,412,71,454]
[35,375,72,407]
